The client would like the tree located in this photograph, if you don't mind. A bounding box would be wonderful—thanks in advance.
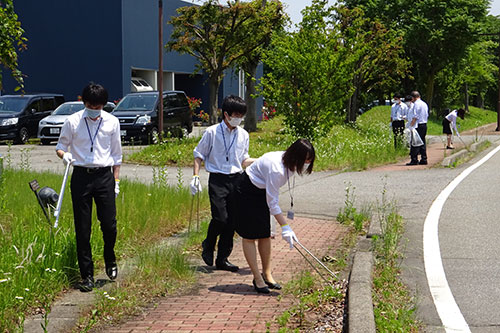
[0,0,27,90]
[236,0,285,133]
[260,0,355,138]
[167,0,283,124]
[336,6,409,122]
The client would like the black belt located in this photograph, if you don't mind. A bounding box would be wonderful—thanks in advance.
[74,166,111,174]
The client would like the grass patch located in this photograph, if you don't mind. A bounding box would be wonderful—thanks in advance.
[127,108,410,171]
[371,188,420,332]
[447,140,492,168]
[0,168,209,331]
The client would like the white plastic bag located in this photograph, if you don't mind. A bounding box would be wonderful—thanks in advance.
[410,128,424,147]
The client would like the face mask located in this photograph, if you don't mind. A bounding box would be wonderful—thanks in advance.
[302,162,310,172]
[405,102,411,107]
[86,108,101,119]
[394,99,400,104]
[227,116,243,127]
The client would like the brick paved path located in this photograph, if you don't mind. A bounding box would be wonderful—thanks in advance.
[106,217,347,333]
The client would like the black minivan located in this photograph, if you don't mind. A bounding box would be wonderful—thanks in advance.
[0,93,65,144]
[112,90,193,143]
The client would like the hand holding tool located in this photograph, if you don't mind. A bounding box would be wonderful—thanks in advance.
[281,224,298,249]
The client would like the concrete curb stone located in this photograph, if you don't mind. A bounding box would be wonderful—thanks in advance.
[441,139,490,167]
[348,248,375,333]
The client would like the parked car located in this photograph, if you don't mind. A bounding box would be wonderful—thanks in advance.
[112,90,193,143]
[37,101,116,145]
[0,93,65,144]
[131,77,153,92]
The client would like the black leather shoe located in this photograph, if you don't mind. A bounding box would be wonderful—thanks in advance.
[106,262,118,280]
[406,161,418,166]
[253,279,270,294]
[79,276,94,292]
[215,259,239,272]
[419,160,428,165]
[201,241,214,266]
[262,273,282,290]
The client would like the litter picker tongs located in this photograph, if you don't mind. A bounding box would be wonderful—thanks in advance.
[294,240,338,283]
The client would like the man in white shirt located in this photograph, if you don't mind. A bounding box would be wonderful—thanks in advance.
[407,91,429,165]
[390,93,408,148]
[56,83,122,292]
[191,95,254,272]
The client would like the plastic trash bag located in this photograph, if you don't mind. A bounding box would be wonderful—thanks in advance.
[410,128,423,147]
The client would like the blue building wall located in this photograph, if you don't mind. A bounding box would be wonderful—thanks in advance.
[2,0,261,118]
[3,0,123,101]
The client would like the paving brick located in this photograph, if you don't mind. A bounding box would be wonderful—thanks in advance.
[106,217,346,332]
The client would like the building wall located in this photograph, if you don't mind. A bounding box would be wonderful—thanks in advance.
[3,0,124,101]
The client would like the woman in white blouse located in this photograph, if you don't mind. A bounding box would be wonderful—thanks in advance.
[232,139,315,293]
[442,108,465,149]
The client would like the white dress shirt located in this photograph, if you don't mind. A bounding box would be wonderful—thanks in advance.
[445,110,459,135]
[406,103,416,129]
[246,151,294,216]
[56,110,122,167]
[413,98,429,124]
[391,102,408,121]
[193,121,249,174]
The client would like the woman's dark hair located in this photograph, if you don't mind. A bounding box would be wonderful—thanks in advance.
[222,95,247,116]
[282,138,315,175]
[457,108,465,119]
[81,83,108,106]
[393,93,403,99]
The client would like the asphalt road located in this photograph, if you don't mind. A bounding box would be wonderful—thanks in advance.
[3,134,500,332]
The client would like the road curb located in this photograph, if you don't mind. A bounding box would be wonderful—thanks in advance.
[348,238,375,333]
[441,139,490,167]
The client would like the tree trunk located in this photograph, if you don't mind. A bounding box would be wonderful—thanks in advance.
[425,74,435,112]
[209,77,220,125]
[346,87,359,123]
[464,82,469,112]
[244,64,258,132]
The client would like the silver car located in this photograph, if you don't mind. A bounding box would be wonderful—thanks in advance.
[37,101,115,145]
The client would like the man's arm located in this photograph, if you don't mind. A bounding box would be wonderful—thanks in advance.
[193,157,203,176]
[113,165,120,180]
[242,158,255,168]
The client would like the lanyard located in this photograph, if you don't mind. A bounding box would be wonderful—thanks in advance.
[84,117,103,152]
[219,122,237,162]
[286,169,295,209]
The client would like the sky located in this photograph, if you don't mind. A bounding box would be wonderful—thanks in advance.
[184,1,500,24]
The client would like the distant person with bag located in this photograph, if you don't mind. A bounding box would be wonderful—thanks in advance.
[390,93,408,148]
[406,91,429,165]
[442,108,465,149]
[191,95,254,272]
[231,139,315,294]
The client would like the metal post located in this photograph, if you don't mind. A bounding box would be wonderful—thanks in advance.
[0,154,3,184]
[158,0,164,140]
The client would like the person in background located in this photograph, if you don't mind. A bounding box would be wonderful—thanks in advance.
[191,95,255,272]
[232,139,315,294]
[390,93,408,148]
[407,91,429,165]
[442,108,466,149]
[56,83,122,292]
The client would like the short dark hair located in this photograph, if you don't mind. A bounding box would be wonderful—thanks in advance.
[222,95,247,116]
[81,83,108,106]
[405,95,413,102]
[457,108,466,119]
[393,93,403,99]
[410,91,420,99]
[282,138,315,175]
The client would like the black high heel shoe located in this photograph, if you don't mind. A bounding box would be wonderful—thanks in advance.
[261,273,282,290]
[252,279,270,294]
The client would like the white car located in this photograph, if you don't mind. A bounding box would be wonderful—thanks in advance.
[37,101,115,145]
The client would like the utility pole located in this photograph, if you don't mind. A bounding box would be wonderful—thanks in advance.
[158,0,164,140]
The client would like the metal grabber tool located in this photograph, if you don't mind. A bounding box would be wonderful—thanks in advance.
[53,161,72,228]
[294,240,338,283]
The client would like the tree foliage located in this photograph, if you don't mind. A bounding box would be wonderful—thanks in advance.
[260,0,408,138]
[167,0,283,124]
[0,0,26,91]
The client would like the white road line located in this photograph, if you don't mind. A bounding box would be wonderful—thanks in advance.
[424,143,500,332]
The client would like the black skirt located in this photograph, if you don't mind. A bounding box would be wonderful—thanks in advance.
[442,118,452,134]
[231,172,271,239]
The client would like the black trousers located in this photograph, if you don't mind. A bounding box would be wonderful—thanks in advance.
[204,172,242,262]
[410,123,427,163]
[392,120,405,148]
[71,166,117,279]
